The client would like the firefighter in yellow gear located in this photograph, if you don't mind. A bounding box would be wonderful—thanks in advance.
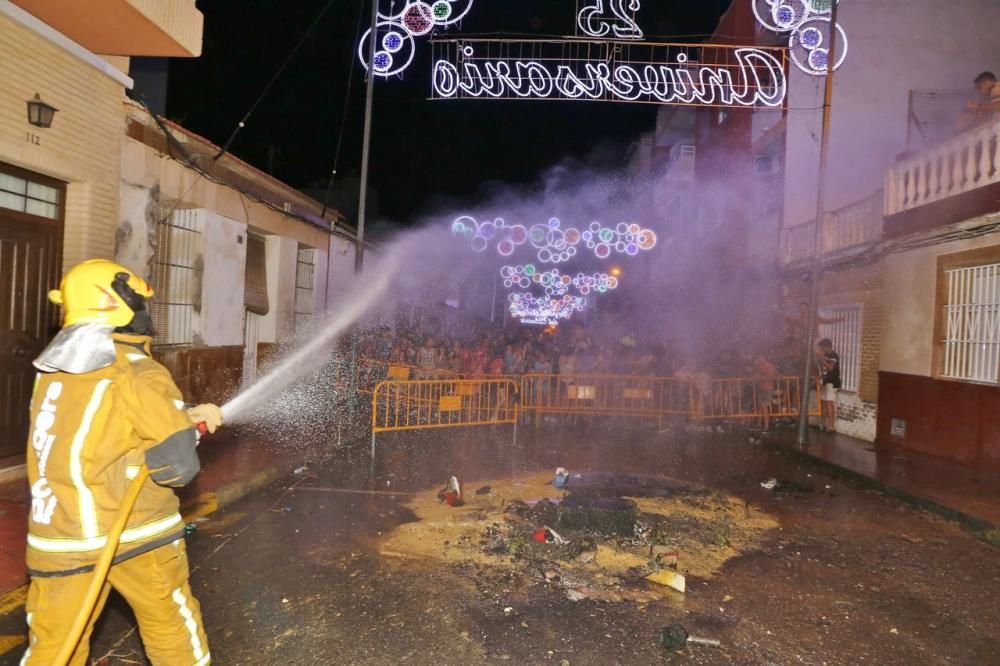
[22,259,223,665]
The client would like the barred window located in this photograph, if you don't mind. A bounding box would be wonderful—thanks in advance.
[942,262,1000,383]
[149,209,202,345]
[818,304,862,392]
[294,247,316,331]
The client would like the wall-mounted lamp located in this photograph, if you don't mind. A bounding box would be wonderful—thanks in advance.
[27,94,58,128]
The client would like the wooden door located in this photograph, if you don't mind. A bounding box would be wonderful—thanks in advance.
[0,164,63,460]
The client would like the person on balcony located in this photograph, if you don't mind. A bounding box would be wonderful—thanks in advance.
[957,71,1000,131]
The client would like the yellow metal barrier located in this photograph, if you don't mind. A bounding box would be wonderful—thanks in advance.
[359,361,820,436]
[354,358,461,395]
[698,376,822,427]
[370,378,519,458]
[519,374,692,419]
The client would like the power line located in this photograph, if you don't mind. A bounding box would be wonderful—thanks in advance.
[213,0,338,161]
[140,98,357,243]
[322,0,367,217]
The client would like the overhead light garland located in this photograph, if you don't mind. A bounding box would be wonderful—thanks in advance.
[452,215,656,264]
[500,265,619,297]
[508,292,587,325]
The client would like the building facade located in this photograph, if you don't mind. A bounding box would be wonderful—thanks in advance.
[659,0,1000,468]
[0,1,357,470]
[0,0,204,462]
[777,0,1000,445]
[118,101,354,404]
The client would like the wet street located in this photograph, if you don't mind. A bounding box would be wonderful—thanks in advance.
[4,421,999,665]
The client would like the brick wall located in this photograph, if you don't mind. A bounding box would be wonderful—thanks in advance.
[835,392,878,442]
[0,12,126,270]
[784,259,884,440]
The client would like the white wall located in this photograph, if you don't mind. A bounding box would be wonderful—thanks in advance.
[324,235,358,314]
[199,211,247,346]
[115,180,156,279]
[881,222,1000,377]
[313,247,329,315]
[258,234,298,344]
[783,0,1000,228]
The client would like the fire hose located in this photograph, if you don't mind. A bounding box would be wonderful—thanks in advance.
[53,423,209,665]
[53,465,150,666]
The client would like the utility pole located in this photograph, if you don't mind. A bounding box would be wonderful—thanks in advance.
[356,0,379,274]
[796,3,841,446]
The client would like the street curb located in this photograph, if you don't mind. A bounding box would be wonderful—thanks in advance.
[765,439,997,534]
[0,465,26,485]
[180,455,307,521]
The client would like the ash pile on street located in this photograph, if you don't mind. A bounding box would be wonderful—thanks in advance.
[380,470,778,603]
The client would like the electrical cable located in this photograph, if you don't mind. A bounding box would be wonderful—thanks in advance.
[322,0,367,217]
[213,0,338,161]
[807,214,1000,275]
[138,98,358,243]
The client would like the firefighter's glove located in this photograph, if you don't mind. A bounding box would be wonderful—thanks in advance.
[187,403,223,434]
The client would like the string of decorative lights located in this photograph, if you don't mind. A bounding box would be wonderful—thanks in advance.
[507,292,588,325]
[452,215,656,263]
[500,265,619,297]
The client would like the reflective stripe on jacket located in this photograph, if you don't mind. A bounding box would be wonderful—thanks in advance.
[26,334,199,576]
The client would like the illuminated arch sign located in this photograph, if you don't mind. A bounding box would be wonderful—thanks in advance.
[430,40,787,108]
[359,1,847,106]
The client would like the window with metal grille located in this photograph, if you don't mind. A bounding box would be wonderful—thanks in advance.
[818,304,862,392]
[294,247,316,331]
[149,209,202,345]
[942,262,1000,384]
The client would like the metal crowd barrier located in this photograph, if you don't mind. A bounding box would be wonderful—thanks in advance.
[353,358,461,395]
[519,373,820,426]
[698,376,822,428]
[370,378,519,458]
[518,374,692,419]
[365,367,820,449]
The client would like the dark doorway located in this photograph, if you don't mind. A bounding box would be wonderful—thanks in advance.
[0,162,64,460]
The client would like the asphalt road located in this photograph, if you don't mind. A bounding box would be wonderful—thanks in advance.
[2,422,999,665]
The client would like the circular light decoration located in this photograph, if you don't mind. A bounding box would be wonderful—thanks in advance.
[752,0,847,76]
[402,2,434,35]
[453,215,657,264]
[431,0,452,20]
[358,0,477,77]
[383,32,404,52]
[372,51,393,73]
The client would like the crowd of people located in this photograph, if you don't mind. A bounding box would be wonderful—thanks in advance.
[357,319,800,386]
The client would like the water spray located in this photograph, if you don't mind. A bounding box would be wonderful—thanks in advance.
[221,249,398,425]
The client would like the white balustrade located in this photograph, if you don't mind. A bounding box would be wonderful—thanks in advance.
[886,118,1000,215]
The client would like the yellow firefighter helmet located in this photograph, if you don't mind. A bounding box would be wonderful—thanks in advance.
[48,259,154,327]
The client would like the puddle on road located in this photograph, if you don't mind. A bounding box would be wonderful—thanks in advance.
[379,470,778,603]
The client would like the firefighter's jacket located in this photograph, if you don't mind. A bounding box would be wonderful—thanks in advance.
[25,333,200,577]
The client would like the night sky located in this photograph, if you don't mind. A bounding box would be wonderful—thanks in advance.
[167,1,729,223]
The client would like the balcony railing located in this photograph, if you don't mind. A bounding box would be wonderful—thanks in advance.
[782,192,883,265]
[886,118,1000,216]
